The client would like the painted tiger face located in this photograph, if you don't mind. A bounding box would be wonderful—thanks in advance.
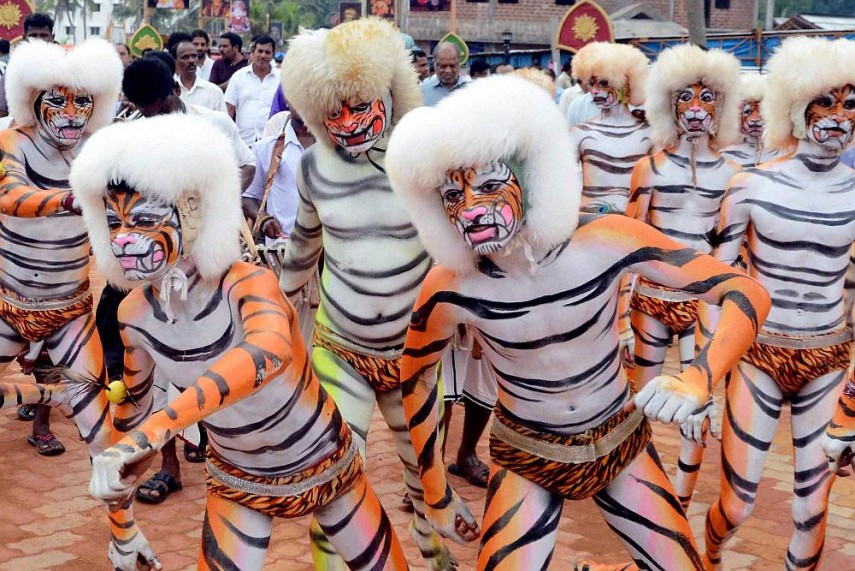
[740,99,764,138]
[441,160,523,256]
[674,82,717,137]
[104,189,182,283]
[323,96,389,156]
[34,86,94,149]
[804,84,855,153]
[588,76,621,110]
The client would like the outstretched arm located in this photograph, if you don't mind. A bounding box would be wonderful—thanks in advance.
[278,156,323,297]
[610,216,770,422]
[401,266,479,543]
[91,266,294,501]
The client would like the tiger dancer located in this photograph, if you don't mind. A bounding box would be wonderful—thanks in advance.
[0,38,160,571]
[721,74,780,168]
[703,37,855,571]
[626,44,743,510]
[278,19,456,570]
[385,75,770,571]
[568,41,653,366]
[79,115,408,571]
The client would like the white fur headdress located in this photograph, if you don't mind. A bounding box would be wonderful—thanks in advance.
[386,75,581,275]
[5,38,122,134]
[763,37,855,152]
[571,42,650,107]
[69,115,242,290]
[282,17,422,149]
[738,74,767,104]
[645,44,741,149]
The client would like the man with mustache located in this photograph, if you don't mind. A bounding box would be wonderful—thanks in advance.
[421,41,470,107]
[706,36,855,570]
[626,44,743,511]
[172,39,225,112]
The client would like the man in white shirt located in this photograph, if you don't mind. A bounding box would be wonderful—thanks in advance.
[225,34,280,147]
[172,40,226,113]
[191,29,214,81]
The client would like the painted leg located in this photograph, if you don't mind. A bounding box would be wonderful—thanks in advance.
[378,386,457,570]
[309,345,378,571]
[675,327,705,509]
[198,495,271,571]
[476,463,562,570]
[704,363,782,570]
[594,443,703,570]
[315,473,409,570]
[45,311,111,455]
[784,370,845,571]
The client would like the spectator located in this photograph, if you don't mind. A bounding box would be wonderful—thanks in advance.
[171,39,226,112]
[191,29,214,81]
[494,63,514,74]
[114,42,131,69]
[165,31,192,55]
[0,39,10,74]
[209,32,247,91]
[411,48,429,81]
[225,34,280,146]
[469,58,490,79]
[555,60,573,90]
[0,13,55,117]
[420,41,470,106]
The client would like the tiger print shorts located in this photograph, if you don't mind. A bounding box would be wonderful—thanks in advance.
[489,406,652,501]
[630,278,699,334]
[313,322,402,393]
[0,284,93,343]
[741,329,852,397]
[205,430,364,519]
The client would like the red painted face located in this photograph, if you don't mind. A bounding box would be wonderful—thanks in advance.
[804,84,855,153]
[105,189,182,283]
[35,86,94,148]
[441,160,523,255]
[674,82,717,136]
[740,99,764,138]
[323,98,388,155]
[588,76,620,110]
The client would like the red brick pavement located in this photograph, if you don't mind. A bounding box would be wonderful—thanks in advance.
[0,281,852,569]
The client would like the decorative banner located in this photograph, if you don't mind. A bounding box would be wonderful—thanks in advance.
[334,2,360,26]
[228,0,250,33]
[129,24,163,58]
[556,0,614,53]
[0,0,33,42]
[368,0,394,20]
[268,21,283,46]
[147,0,187,8]
[439,32,469,65]
[409,0,449,11]
[200,0,228,18]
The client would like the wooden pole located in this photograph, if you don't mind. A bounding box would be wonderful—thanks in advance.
[450,0,457,34]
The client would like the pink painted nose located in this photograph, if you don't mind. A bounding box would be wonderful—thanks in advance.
[462,206,487,222]
[112,234,136,247]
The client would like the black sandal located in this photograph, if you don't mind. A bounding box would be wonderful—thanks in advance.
[183,425,208,463]
[17,403,37,421]
[448,455,490,488]
[135,471,183,504]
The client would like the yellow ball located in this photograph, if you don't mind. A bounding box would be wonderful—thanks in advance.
[106,380,127,404]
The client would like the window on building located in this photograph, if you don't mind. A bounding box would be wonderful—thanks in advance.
[715,0,730,8]
[65,26,73,36]
[556,0,576,5]
[93,2,101,11]
[497,0,518,3]
[89,26,101,36]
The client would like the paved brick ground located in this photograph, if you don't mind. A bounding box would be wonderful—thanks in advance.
[0,277,852,569]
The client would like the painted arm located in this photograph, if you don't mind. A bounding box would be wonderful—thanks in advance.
[278,157,323,297]
[90,265,294,502]
[401,266,480,543]
[0,135,76,217]
[612,215,770,423]
[624,155,654,223]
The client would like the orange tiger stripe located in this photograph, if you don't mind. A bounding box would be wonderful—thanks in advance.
[313,322,401,393]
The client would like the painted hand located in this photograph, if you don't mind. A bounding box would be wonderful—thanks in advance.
[628,374,709,426]
[680,396,722,445]
[89,439,157,503]
[426,485,480,544]
[108,525,162,571]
